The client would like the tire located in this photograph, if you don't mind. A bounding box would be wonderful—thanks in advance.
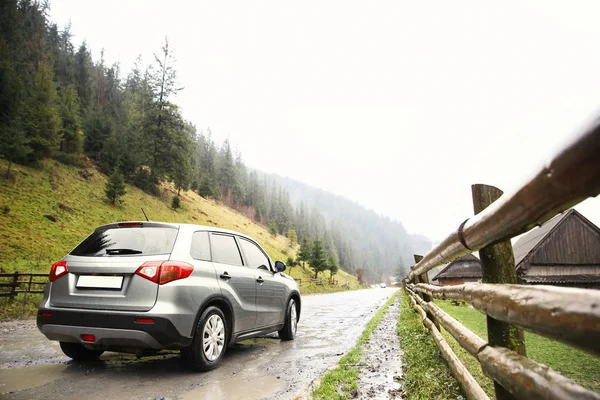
[278,298,298,341]
[59,342,104,361]
[181,306,228,372]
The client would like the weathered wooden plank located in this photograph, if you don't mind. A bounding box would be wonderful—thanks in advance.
[408,116,600,281]
[478,346,600,400]
[412,282,600,355]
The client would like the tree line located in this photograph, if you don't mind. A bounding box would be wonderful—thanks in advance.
[0,0,372,281]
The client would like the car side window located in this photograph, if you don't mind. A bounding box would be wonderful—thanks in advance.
[239,238,271,270]
[190,231,211,261]
[210,233,243,266]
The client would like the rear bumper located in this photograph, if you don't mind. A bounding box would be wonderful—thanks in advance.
[37,308,192,350]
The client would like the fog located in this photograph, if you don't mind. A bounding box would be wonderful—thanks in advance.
[50,0,600,241]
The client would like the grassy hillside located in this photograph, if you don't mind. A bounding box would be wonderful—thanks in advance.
[0,159,362,318]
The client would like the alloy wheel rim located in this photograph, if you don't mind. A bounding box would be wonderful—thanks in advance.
[202,314,225,361]
[290,300,297,335]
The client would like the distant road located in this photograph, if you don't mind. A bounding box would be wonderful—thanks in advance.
[0,288,397,400]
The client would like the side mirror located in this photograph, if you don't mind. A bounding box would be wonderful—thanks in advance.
[275,260,286,273]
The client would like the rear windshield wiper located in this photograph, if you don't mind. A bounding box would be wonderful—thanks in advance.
[105,248,143,255]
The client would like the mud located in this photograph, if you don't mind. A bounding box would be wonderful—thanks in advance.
[0,288,397,400]
[356,296,404,399]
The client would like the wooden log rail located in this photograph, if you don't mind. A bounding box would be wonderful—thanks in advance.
[404,112,600,399]
[406,286,600,400]
[408,291,490,400]
[411,282,600,356]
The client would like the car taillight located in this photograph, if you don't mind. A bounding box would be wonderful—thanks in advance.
[135,261,162,283]
[135,261,193,285]
[160,262,194,284]
[49,260,68,282]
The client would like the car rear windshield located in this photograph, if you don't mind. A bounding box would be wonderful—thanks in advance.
[70,226,178,257]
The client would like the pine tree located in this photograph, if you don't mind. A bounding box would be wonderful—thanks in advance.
[327,255,339,283]
[288,228,298,247]
[148,38,183,182]
[105,169,126,205]
[25,59,61,160]
[58,84,83,156]
[198,175,217,198]
[310,238,328,279]
[74,42,93,112]
[84,108,114,158]
[217,139,236,202]
[169,120,194,194]
[298,237,312,269]
[268,219,278,236]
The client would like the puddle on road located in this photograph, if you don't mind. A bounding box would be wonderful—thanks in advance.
[179,374,287,400]
[0,364,69,394]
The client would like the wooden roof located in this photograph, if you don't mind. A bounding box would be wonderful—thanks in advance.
[433,254,482,280]
[512,209,600,270]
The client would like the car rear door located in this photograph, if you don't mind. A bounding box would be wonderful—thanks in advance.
[238,237,286,328]
[210,232,257,333]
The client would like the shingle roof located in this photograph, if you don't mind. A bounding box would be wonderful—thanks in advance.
[512,210,572,267]
[433,254,482,280]
[520,274,600,284]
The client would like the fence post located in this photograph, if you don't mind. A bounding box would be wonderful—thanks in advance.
[10,271,18,299]
[472,184,527,400]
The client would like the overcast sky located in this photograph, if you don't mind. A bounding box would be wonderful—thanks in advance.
[50,0,600,242]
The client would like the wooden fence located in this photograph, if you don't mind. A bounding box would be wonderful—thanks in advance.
[0,272,47,298]
[404,114,600,400]
[295,278,324,285]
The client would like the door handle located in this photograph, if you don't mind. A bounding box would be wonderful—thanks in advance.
[256,276,264,284]
[220,272,231,280]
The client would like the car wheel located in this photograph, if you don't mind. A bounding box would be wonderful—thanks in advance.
[182,306,227,371]
[59,341,104,361]
[278,298,298,341]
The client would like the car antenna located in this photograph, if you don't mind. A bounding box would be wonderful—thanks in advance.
[141,208,150,222]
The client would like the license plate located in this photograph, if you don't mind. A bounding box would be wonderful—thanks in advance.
[76,275,123,289]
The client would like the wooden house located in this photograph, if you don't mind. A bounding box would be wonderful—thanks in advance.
[432,254,482,286]
[513,209,600,289]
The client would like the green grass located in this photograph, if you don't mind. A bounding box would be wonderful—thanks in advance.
[435,300,600,394]
[397,293,464,399]
[312,291,398,400]
[0,159,362,319]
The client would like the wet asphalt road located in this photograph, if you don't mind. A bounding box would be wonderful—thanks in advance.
[0,288,397,400]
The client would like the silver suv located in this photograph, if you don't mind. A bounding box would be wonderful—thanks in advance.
[37,221,301,371]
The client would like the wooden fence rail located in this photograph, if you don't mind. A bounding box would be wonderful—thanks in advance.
[405,113,600,400]
[0,272,47,298]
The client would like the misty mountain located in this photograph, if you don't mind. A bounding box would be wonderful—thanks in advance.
[259,172,433,281]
